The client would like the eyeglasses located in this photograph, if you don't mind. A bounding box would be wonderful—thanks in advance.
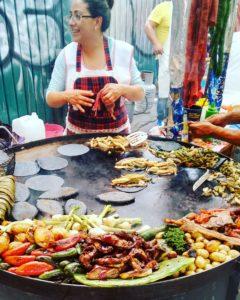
[67,11,94,22]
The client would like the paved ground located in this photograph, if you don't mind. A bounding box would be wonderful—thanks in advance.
[131,99,158,133]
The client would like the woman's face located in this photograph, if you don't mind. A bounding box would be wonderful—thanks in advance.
[69,0,97,43]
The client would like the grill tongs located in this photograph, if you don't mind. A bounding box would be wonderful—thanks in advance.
[193,156,228,192]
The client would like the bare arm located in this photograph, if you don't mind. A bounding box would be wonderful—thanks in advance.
[209,126,240,146]
[120,84,145,101]
[189,121,240,146]
[144,20,163,55]
[46,48,94,112]
[207,111,240,126]
[228,111,240,124]
[46,91,68,108]
[47,90,94,113]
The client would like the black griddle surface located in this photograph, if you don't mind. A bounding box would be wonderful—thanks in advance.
[14,136,226,226]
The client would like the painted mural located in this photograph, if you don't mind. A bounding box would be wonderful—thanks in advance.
[0,0,160,125]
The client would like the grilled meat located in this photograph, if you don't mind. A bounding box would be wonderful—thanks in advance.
[79,232,163,280]
[95,234,134,249]
[79,245,98,270]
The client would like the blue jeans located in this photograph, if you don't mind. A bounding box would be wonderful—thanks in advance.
[157,97,169,125]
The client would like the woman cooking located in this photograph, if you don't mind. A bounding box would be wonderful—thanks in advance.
[46,0,145,135]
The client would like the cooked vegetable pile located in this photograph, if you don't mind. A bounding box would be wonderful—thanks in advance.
[182,232,240,276]
[166,208,240,242]
[163,226,188,254]
[115,158,150,170]
[147,160,177,176]
[89,136,148,153]
[202,161,240,205]
[1,135,240,288]
[0,217,193,284]
[111,173,151,188]
[0,207,239,285]
[0,150,14,177]
[115,157,177,176]
[89,136,130,153]
[0,176,15,221]
[149,145,240,206]
[150,146,219,169]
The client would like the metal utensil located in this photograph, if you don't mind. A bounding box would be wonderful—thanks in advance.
[193,157,228,192]
[127,131,148,147]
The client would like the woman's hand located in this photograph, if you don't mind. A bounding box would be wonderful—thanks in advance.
[206,113,229,127]
[188,121,215,138]
[66,89,94,113]
[100,84,124,106]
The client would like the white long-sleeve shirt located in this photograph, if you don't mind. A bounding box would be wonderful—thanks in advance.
[47,37,144,95]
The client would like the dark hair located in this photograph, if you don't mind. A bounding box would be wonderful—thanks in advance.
[83,0,114,31]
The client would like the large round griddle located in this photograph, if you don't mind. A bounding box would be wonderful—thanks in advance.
[2,134,238,300]
[10,135,226,225]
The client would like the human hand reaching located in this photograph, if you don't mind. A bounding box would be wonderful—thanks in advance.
[188,121,215,138]
[100,83,124,106]
[65,89,94,113]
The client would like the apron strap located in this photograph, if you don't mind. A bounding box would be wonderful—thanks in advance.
[76,36,113,72]
[103,36,113,71]
[76,43,82,72]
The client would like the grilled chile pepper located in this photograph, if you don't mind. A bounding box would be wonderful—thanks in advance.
[64,262,83,276]
[140,227,165,241]
[52,248,78,260]
[59,260,71,268]
[31,248,53,257]
[36,256,56,266]
[26,244,37,255]
[52,235,80,252]
[11,261,54,276]
[2,242,31,258]
[4,255,35,266]
[39,269,63,280]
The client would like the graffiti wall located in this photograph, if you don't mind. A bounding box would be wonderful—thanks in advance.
[0,0,160,125]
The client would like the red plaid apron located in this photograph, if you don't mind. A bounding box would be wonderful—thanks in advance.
[67,37,128,135]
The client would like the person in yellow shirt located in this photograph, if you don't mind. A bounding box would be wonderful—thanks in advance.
[145,1,173,127]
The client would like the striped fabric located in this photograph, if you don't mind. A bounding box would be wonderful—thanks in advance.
[76,36,112,72]
[68,36,128,132]
[76,45,81,72]
[103,36,113,71]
